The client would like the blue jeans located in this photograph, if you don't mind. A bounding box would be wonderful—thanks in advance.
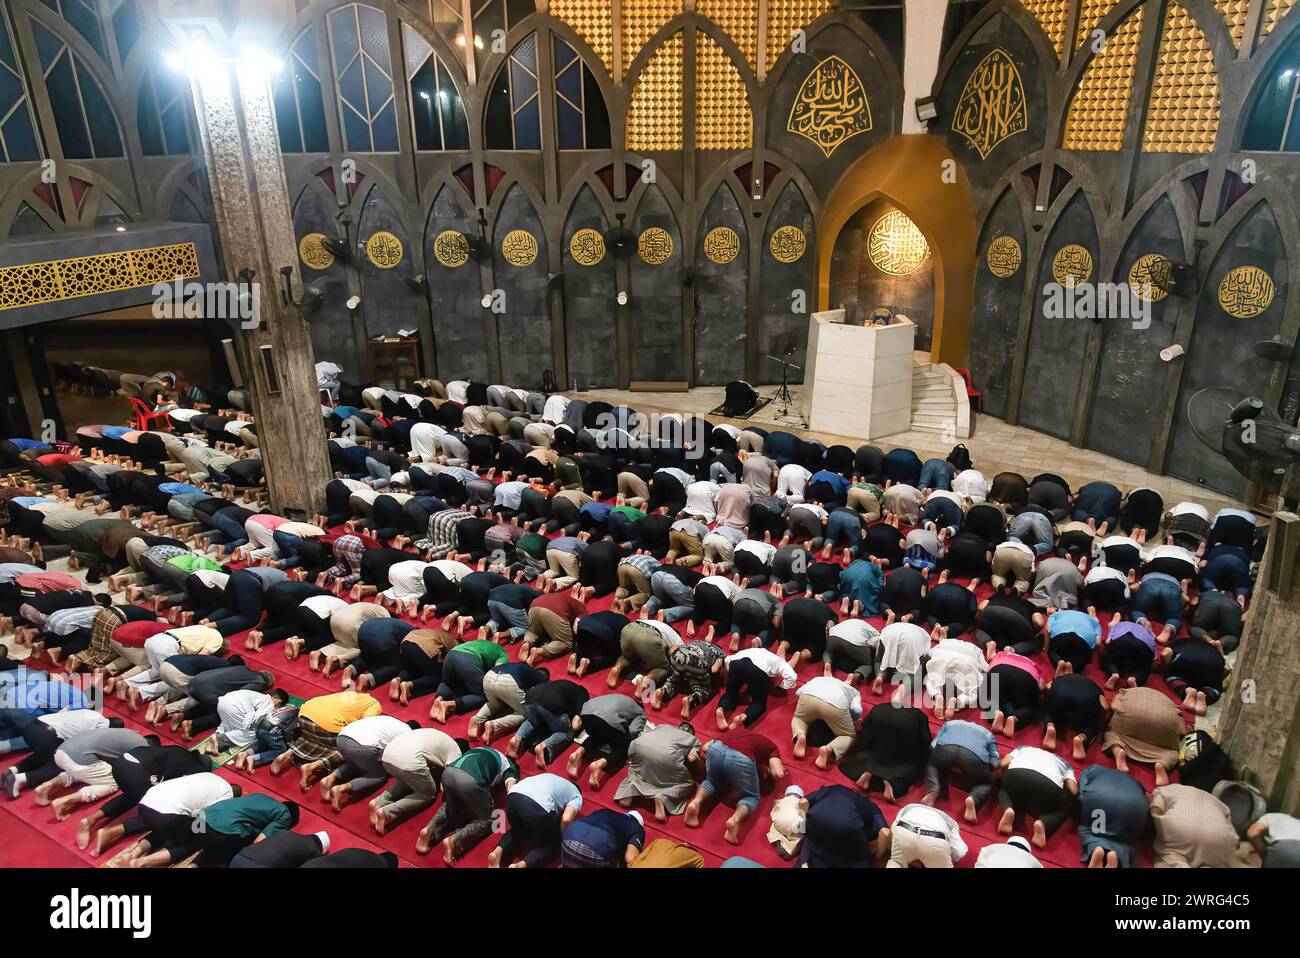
[486,600,530,641]
[918,459,952,491]
[645,570,694,622]
[709,462,738,484]
[824,511,861,548]
[249,717,291,767]
[701,741,762,813]
[208,510,250,549]
[1132,574,1183,633]
[365,458,393,488]
[272,531,303,568]
[518,704,574,761]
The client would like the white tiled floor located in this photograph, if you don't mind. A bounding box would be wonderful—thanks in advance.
[573,384,1248,514]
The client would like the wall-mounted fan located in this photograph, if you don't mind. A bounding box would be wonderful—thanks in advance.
[1186,386,1300,503]
[604,213,635,258]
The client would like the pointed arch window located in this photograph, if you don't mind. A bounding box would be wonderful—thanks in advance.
[32,21,122,159]
[485,32,541,149]
[404,24,469,150]
[40,0,109,62]
[1242,30,1300,151]
[0,7,41,161]
[553,35,609,149]
[328,3,400,153]
[274,25,330,153]
[139,64,192,155]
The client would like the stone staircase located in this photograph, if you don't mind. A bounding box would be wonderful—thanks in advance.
[911,358,973,439]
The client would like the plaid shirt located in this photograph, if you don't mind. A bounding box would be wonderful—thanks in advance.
[619,553,660,577]
[416,509,472,558]
[79,606,129,669]
[322,534,366,589]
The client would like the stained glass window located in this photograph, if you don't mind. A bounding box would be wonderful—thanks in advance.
[404,24,469,150]
[470,0,535,68]
[0,7,41,162]
[485,32,541,149]
[32,21,122,159]
[273,24,330,154]
[41,0,109,62]
[328,3,400,153]
[553,35,609,150]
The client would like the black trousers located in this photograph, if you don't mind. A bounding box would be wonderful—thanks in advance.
[999,767,1072,835]
[718,658,772,727]
[925,743,995,809]
[496,792,561,868]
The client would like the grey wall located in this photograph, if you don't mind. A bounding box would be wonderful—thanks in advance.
[561,184,617,388]
[424,184,488,382]
[628,185,684,382]
[694,182,749,386]
[492,183,552,388]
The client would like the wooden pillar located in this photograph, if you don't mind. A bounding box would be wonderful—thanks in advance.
[171,27,332,516]
[1218,511,1300,813]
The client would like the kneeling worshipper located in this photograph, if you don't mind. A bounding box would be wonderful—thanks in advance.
[488,771,584,868]
[1150,784,1241,868]
[111,771,239,867]
[372,726,464,834]
[612,721,702,821]
[886,802,969,868]
[231,829,330,868]
[997,746,1079,848]
[418,746,519,862]
[798,784,890,868]
[1077,764,1151,868]
[922,719,1001,823]
[560,807,647,868]
[684,728,784,844]
[275,690,384,790]
[1101,685,1184,786]
[839,703,932,802]
[159,793,300,868]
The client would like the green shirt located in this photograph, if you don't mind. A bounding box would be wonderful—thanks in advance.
[610,506,646,522]
[517,533,548,559]
[555,457,583,489]
[167,554,224,574]
[452,639,509,669]
[201,793,292,839]
[451,747,519,788]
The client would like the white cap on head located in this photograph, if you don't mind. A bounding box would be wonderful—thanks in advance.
[315,831,331,855]
[627,810,644,826]
[785,784,805,797]
[1006,836,1033,853]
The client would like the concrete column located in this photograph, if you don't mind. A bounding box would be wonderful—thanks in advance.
[161,5,331,515]
[1218,511,1300,813]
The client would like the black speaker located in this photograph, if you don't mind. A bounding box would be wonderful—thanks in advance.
[1161,262,1197,297]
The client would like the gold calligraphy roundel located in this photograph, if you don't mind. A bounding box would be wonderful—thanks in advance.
[637,227,673,265]
[1128,253,1171,303]
[868,210,929,276]
[569,228,606,267]
[986,235,1022,278]
[1218,266,1275,319]
[704,227,741,265]
[366,231,404,269]
[1051,244,1093,286]
[501,229,539,267]
[299,233,335,271]
[433,230,469,268]
[769,226,806,264]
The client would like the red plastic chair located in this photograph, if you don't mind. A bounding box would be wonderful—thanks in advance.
[953,367,982,412]
[130,397,171,432]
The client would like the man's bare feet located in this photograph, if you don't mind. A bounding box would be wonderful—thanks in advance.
[997,807,1015,836]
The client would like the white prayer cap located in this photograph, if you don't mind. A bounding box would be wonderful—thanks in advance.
[627,810,644,826]
[1006,836,1033,853]
[315,831,331,855]
[784,784,805,798]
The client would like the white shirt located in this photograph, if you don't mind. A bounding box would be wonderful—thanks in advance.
[726,647,798,689]
[384,560,431,601]
[878,622,932,676]
[1143,544,1198,571]
[429,559,473,583]
[796,676,862,718]
[638,618,683,649]
[734,539,776,564]
[542,394,569,423]
[339,714,413,749]
[1084,565,1129,595]
[952,469,989,503]
[699,576,739,600]
[409,422,446,462]
[141,772,234,817]
[1007,746,1076,787]
[192,569,230,590]
[684,481,721,522]
[790,502,827,522]
[776,464,811,500]
[829,619,881,647]
[40,709,110,740]
[894,803,968,862]
[216,690,275,747]
[974,842,1043,868]
[1168,501,1210,522]
[446,381,470,404]
[301,595,348,619]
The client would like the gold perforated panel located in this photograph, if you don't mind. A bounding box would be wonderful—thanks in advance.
[698,0,759,71]
[764,0,830,74]
[1143,2,1219,153]
[627,32,683,150]
[622,0,681,76]
[1074,0,1116,47]
[1018,0,1070,55]
[0,243,201,312]
[1262,0,1298,36]
[696,34,753,149]
[550,0,615,76]
[1212,0,1250,46]
[1062,6,1144,151]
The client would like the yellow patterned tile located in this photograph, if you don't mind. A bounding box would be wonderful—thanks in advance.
[697,0,759,71]
[1262,0,1298,36]
[1143,2,1219,153]
[0,243,200,311]
[627,31,683,150]
[764,0,830,74]
[1074,0,1116,47]
[1211,0,1250,46]
[550,0,615,76]
[696,33,752,149]
[1063,6,1144,151]
[622,0,681,76]
[1018,0,1070,55]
